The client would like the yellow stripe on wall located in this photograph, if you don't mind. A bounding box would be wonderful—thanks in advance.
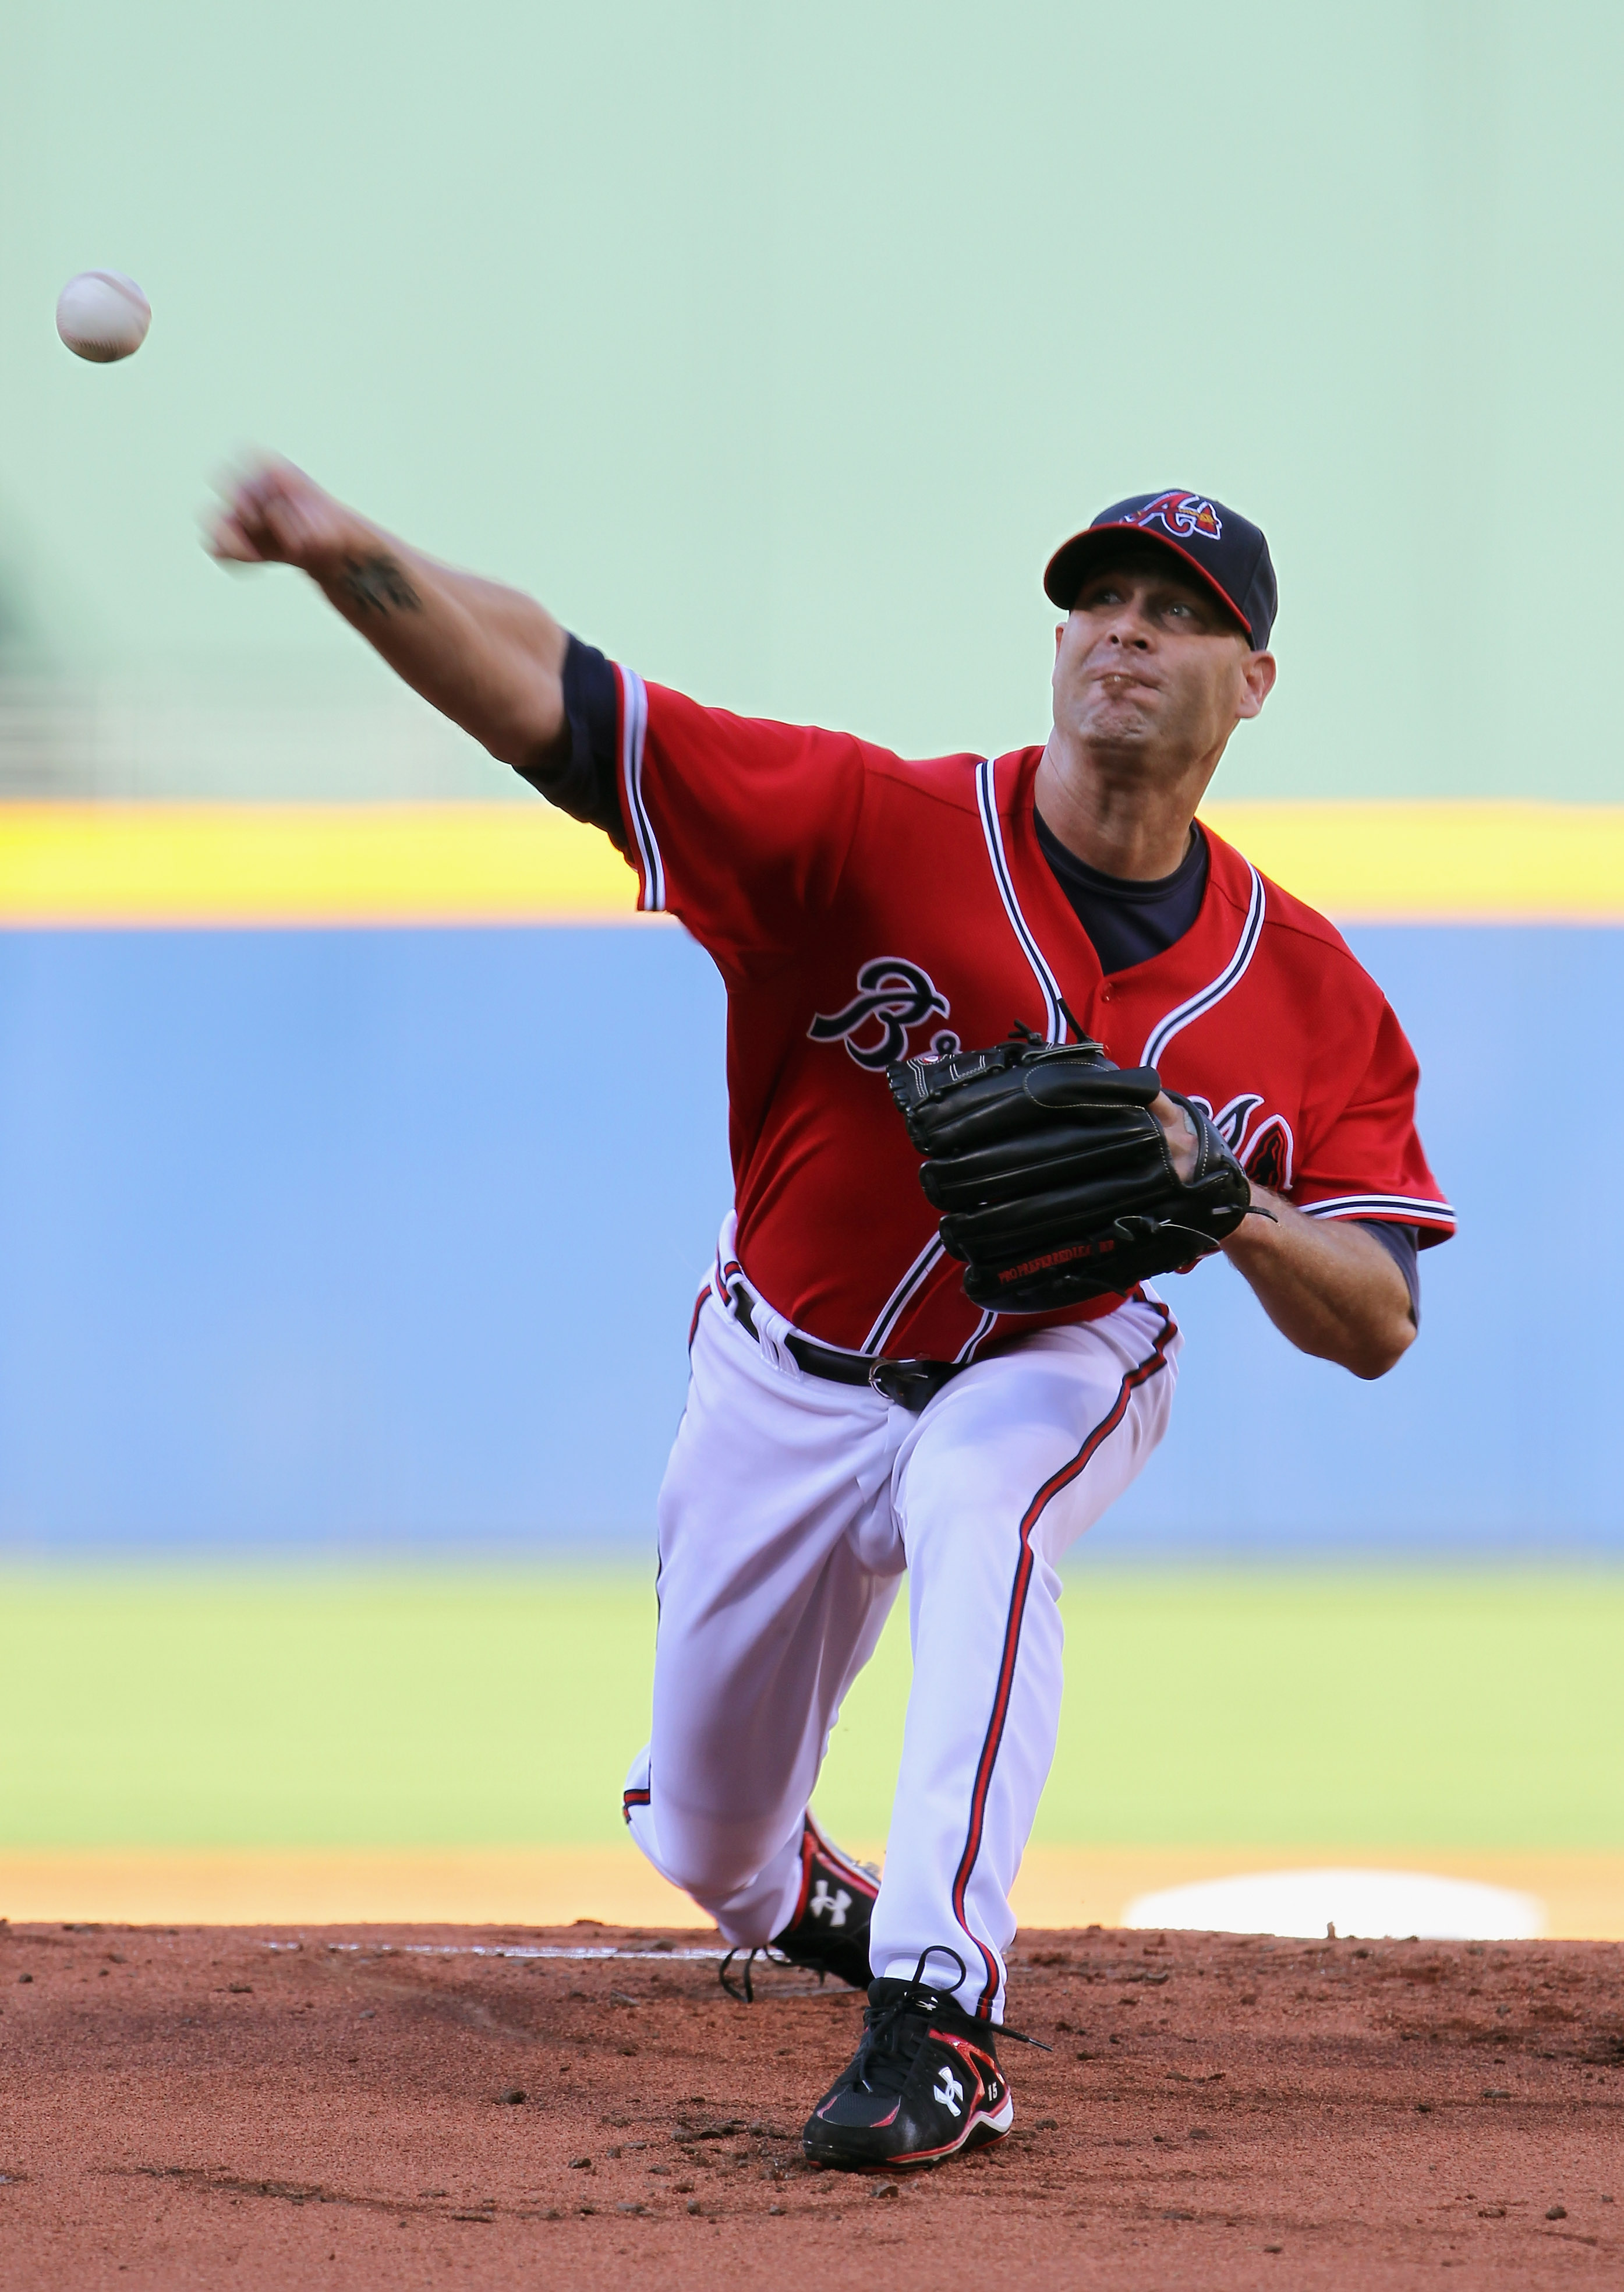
[0,803,642,927]
[0,800,1617,927]
[1201,801,1624,923]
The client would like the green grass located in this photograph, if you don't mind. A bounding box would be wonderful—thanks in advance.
[1039,1569,1624,1850]
[1,1566,1620,1852]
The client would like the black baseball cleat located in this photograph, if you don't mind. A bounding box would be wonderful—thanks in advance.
[720,1816,879,2000]
[803,1946,1037,2170]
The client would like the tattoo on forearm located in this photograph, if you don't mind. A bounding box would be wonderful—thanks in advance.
[338,554,422,616]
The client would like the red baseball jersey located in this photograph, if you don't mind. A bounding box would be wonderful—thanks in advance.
[608,669,1454,1362]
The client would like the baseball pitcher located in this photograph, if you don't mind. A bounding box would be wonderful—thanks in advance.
[211,473,1452,2170]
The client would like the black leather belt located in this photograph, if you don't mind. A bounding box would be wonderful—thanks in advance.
[727,1283,965,1414]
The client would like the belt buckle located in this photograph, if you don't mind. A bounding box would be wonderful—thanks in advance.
[868,1358,941,1412]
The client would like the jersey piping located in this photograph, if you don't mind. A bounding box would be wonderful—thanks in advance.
[861,1229,949,1357]
[975,756,1066,1044]
[720,1219,912,1369]
[1138,861,1266,1069]
[954,1308,997,1365]
[618,669,663,913]
[896,751,1065,1368]
[1303,1191,1458,1228]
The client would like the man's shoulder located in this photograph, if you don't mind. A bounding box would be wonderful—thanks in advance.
[642,679,988,804]
[1201,817,1369,975]
[861,741,1007,814]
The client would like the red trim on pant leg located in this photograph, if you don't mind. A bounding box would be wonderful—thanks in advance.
[949,1302,1177,2012]
[622,1786,652,1827]
[786,1819,819,1926]
[688,1282,713,1351]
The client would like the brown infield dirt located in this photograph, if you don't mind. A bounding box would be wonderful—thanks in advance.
[0,1919,1619,2290]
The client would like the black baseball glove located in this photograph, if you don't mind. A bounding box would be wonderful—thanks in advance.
[886,1031,1257,1313]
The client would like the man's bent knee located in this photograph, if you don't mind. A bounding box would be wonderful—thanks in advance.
[646,1802,788,1906]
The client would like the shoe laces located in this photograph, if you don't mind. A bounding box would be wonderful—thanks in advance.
[720,1944,842,2005]
[848,1947,1049,2096]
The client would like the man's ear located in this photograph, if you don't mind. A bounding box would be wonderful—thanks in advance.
[1055,621,1066,657]
[1236,650,1277,720]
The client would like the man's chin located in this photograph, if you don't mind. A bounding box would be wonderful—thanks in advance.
[1073,702,1156,746]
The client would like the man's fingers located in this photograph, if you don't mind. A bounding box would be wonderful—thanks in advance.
[208,496,289,564]
[256,490,313,556]
[205,468,284,564]
[1149,1090,1199,1182]
[205,457,337,570]
[206,508,268,563]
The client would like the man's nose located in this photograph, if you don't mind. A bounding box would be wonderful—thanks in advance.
[1104,617,1151,650]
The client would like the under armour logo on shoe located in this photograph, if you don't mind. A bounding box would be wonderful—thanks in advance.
[933,2065,964,2117]
[808,1878,852,1928]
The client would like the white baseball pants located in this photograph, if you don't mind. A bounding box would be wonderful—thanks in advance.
[622,1274,1179,2021]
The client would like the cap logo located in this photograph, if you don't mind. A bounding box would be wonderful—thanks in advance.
[1124,490,1223,543]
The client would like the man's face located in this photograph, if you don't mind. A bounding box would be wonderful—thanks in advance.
[1050,540,1273,769]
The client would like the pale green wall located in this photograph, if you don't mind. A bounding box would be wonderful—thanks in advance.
[2,1,1621,794]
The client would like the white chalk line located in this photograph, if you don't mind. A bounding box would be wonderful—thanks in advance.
[260,1940,726,1961]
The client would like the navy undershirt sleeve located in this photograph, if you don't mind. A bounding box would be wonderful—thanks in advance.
[512,634,626,849]
[1354,1219,1420,1325]
[1034,807,1420,1323]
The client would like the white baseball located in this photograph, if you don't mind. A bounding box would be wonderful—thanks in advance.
[56,271,151,363]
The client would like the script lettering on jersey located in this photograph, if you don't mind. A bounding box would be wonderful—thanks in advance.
[1124,490,1223,542]
[808,958,959,1071]
[1186,1091,1296,1192]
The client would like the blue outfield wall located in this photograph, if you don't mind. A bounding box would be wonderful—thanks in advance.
[0,924,1616,1555]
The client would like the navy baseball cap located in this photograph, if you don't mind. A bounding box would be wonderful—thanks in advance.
[1043,491,1278,651]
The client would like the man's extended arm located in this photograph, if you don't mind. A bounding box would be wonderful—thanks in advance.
[208,460,567,768]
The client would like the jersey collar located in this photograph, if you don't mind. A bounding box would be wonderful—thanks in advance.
[983,748,1265,1059]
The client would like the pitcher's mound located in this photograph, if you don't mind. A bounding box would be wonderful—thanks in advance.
[1,1920,1618,2289]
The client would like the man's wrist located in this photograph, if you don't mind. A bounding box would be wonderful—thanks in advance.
[316,531,423,616]
[1220,1180,1286,1261]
